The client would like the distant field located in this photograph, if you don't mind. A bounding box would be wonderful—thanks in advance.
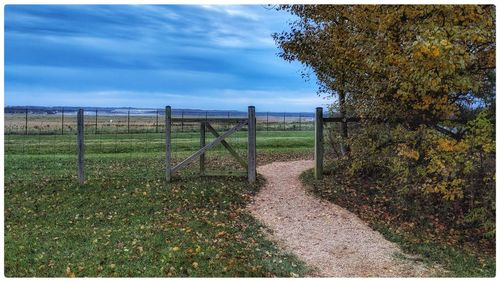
[4,113,315,134]
[4,127,314,277]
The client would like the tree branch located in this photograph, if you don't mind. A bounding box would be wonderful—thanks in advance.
[433,124,464,140]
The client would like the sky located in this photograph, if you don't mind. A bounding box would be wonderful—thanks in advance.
[4,5,328,112]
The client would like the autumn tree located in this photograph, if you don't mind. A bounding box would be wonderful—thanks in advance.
[275,5,496,243]
[274,5,495,130]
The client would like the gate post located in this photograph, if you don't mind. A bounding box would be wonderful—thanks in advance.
[165,106,172,182]
[247,106,256,183]
[314,107,323,180]
[77,109,85,185]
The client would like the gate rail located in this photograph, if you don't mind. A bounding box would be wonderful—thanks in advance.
[165,106,256,183]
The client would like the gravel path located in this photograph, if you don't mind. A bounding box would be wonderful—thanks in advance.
[248,160,431,277]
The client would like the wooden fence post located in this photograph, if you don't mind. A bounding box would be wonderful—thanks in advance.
[95,109,98,134]
[283,112,286,131]
[266,112,269,131]
[314,107,324,180]
[61,107,64,135]
[165,106,172,182]
[248,106,256,183]
[127,109,130,133]
[77,109,85,185]
[25,108,28,135]
[181,110,184,132]
[299,113,302,131]
[156,110,159,133]
[200,121,206,175]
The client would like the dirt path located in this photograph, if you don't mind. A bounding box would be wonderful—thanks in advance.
[248,160,432,277]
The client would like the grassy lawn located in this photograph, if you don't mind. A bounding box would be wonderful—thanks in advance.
[4,130,313,277]
[301,165,496,277]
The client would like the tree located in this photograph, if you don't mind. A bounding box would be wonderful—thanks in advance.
[274,5,496,242]
[274,5,495,131]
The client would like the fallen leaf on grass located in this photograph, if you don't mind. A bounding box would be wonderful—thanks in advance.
[66,266,75,278]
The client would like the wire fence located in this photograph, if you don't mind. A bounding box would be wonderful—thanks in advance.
[4,108,315,136]
[5,107,319,184]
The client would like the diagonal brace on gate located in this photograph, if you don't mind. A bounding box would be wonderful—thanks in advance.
[171,120,248,174]
[205,122,247,169]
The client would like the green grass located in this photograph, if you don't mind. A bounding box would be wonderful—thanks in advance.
[374,224,496,277]
[5,130,314,154]
[4,130,314,277]
[300,168,496,277]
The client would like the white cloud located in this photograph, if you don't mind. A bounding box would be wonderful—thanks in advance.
[199,5,260,21]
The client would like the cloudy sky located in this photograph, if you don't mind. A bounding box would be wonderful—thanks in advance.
[5,5,327,112]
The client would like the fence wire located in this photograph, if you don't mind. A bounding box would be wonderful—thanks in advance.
[322,116,362,164]
[4,108,315,184]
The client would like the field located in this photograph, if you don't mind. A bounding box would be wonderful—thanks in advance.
[4,111,315,135]
[4,122,315,277]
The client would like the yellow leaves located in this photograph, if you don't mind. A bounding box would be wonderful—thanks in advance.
[423,182,445,194]
[437,138,456,152]
[192,262,199,269]
[482,142,495,154]
[430,45,441,57]
[430,78,440,91]
[166,266,176,276]
[419,128,490,202]
[422,95,433,107]
[416,42,441,58]
[396,89,408,99]
[423,180,464,201]
[397,145,420,160]
[440,39,450,46]
[437,138,467,153]
[387,54,407,66]
[450,178,463,187]
[171,246,180,252]
[418,42,430,55]
[442,187,464,201]
[66,266,75,278]
[180,227,192,233]
[440,39,453,50]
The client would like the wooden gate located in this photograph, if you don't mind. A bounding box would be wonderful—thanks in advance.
[165,106,256,183]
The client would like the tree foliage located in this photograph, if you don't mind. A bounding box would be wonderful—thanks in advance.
[275,5,495,247]
[274,5,495,125]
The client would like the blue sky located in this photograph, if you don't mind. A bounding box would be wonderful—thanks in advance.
[4,5,327,112]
